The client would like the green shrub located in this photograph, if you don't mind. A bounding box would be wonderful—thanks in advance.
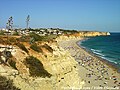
[30,43,43,53]
[0,76,20,90]
[18,35,30,42]
[24,56,51,77]
[13,31,19,36]
[8,58,17,70]
[40,35,57,41]
[16,43,28,53]
[29,32,43,41]
[42,44,53,53]
[0,31,5,35]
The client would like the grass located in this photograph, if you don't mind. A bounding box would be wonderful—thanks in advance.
[24,56,52,77]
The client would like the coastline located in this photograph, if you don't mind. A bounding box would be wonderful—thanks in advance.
[76,39,120,73]
[58,38,120,89]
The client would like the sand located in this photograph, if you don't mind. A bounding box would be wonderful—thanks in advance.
[58,38,120,90]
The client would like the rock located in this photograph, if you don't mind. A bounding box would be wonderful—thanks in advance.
[16,61,30,75]
[0,65,7,73]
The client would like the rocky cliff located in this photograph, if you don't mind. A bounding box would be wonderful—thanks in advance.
[56,31,110,41]
[78,31,110,36]
[0,31,110,90]
[0,41,84,90]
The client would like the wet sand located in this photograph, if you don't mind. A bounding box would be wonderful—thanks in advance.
[58,38,120,90]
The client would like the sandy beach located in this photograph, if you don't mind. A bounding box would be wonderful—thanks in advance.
[58,38,120,90]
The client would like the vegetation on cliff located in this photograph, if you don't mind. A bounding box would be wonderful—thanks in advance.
[30,43,43,53]
[29,32,57,42]
[8,57,17,70]
[0,31,5,35]
[16,43,29,53]
[42,44,53,53]
[0,76,20,90]
[29,32,43,41]
[13,31,19,36]
[61,29,79,34]
[24,56,52,77]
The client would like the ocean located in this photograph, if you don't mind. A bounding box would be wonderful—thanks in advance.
[80,33,120,68]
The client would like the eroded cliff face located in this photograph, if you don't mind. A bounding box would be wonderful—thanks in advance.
[56,31,110,41]
[78,31,110,36]
[0,31,110,89]
[0,41,84,90]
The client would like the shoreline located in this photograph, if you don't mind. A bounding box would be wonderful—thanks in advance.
[76,39,120,73]
[58,38,120,89]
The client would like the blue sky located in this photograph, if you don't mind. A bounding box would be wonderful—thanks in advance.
[0,0,120,32]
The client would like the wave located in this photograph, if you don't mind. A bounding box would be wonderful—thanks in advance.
[93,51,105,57]
[90,49,118,65]
[91,49,119,65]
[90,49,105,57]
[107,59,118,65]
[80,33,120,68]
[91,49,102,53]
[99,56,119,65]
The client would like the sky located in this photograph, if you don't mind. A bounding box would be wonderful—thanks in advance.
[0,0,120,32]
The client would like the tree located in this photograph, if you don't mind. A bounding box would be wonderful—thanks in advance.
[6,16,13,30]
[3,16,13,63]
[6,16,13,44]
[26,15,30,31]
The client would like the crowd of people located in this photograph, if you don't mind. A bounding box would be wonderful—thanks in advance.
[59,40,120,89]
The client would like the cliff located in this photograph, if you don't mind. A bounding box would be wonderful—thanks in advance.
[0,41,84,90]
[78,31,110,36]
[0,31,110,90]
[56,31,110,41]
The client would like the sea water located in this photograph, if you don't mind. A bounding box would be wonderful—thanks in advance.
[80,33,120,68]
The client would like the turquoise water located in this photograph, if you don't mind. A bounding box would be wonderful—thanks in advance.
[80,33,120,68]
